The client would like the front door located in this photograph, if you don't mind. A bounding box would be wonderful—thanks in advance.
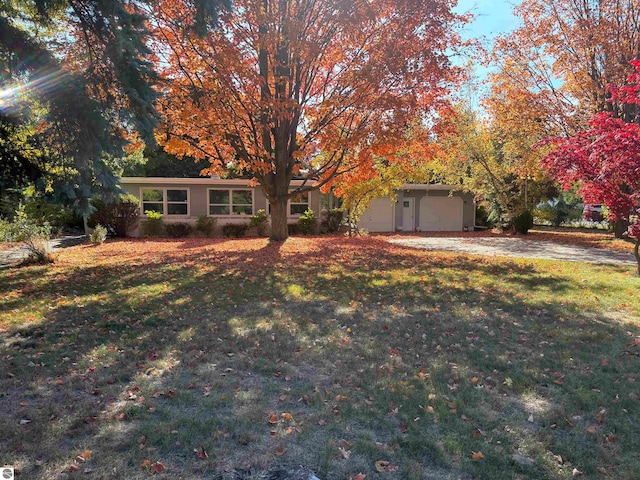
[402,197,415,232]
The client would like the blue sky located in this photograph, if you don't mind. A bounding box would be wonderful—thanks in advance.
[454,0,521,43]
[452,0,522,97]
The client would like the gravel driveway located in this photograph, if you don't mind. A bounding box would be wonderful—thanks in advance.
[388,236,636,266]
[0,235,86,269]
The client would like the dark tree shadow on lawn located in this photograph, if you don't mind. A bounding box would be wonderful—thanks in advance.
[1,237,638,479]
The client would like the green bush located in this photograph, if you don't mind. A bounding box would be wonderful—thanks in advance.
[297,209,317,235]
[7,204,53,263]
[195,215,217,237]
[165,222,193,238]
[287,223,300,235]
[141,211,164,237]
[249,209,269,236]
[90,224,108,244]
[534,196,583,227]
[222,223,249,238]
[89,195,139,237]
[512,210,534,234]
[0,217,13,242]
[23,197,80,233]
[475,204,492,227]
[320,209,343,234]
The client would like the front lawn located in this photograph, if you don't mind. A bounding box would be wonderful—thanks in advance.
[1,237,639,479]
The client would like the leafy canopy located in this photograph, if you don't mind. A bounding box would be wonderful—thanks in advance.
[152,0,466,239]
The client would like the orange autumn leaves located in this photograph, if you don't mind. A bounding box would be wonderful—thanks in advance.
[150,0,467,238]
[141,460,165,474]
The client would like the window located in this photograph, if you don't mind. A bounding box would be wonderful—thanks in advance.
[266,191,310,216]
[209,189,253,215]
[141,188,189,215]
[289,192,309,215]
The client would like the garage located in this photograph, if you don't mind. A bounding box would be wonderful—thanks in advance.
[357,198,394,232]
[419,196,463,231]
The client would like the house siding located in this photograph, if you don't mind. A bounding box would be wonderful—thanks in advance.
[120,178,320,237]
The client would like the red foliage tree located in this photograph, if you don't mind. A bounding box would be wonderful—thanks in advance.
[151,0,465,240]
[539,61,640,273]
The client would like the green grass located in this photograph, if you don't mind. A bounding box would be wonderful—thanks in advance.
[0,236,639,479]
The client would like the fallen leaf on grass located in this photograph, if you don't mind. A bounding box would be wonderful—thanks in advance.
[339,439,352,450]
[471,451,484,460]
[69,465,80,472]
[19,418,31,425]
[194,447,208,460]
[350,474,366,480]
[586,425,597,434]
[77,450,92,461]
[281,412,293,421]
[274,447,287,456]
[140,460,150,468]
[150,462,164,474]
[374,461,396,472]
[338,447,350,459]
[268,413,279,424]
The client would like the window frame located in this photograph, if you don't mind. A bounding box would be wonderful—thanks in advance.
[207,188,255,216]
[288,191,310,216]
[266,190,311,217]
[140,187,190,217]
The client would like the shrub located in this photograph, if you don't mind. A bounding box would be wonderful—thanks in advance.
[166,222,193,238]
[287,223,300,235]
[141,211,165,237]
[475,205,492,227]
[8,204,53,263]
[0,217,13,242]
[89,195,140,237]
[534,196,583,227]
[320,209,343,234]
[512,210,534,234]
[249,209,269,236]
[195,216,217,237]
[23,197,80,233]
[297,209,317,235]
[90,224,108,244]
[222,223,249,238]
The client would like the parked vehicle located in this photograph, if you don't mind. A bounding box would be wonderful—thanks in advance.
[583,204,604,222]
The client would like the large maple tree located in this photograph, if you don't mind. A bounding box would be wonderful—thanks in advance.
[490,0,640,136]
[539,62,640,274]
[152,0,465,240]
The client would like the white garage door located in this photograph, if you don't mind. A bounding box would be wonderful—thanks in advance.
[357,198,394,232]
[419,197,463,231]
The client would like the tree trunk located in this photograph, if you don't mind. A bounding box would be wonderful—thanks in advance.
[269,195,289,241]
[634,239,640,277]
[613,219,629,238]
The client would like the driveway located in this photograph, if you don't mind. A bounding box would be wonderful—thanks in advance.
[0,235,86,269]
[388,236,636,266]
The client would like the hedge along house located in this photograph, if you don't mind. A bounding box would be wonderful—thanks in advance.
[119,177,321,237]
[119,178,474,236]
